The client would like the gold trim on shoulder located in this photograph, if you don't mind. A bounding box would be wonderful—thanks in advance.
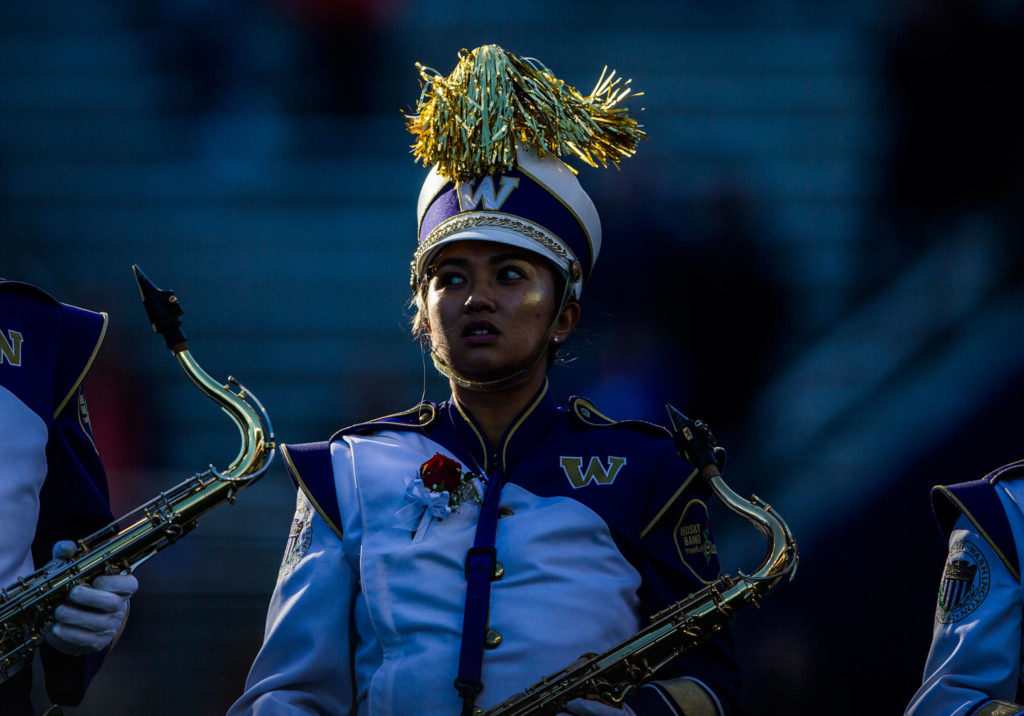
[281,444,344,542]
[988,459,1024,484]
[332,403,437,439]
[54,312,108,419]
[934,485,1020,582]
[369,403,437,428]
[572,398,617,427]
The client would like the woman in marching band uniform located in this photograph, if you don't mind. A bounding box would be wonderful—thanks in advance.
[0,280,138,715]
[906,463,1024,716]
[230,46,741,716]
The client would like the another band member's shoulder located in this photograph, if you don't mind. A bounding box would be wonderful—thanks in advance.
[931,459,1024,581]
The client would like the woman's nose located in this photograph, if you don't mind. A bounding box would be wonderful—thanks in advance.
[464,285,496,312]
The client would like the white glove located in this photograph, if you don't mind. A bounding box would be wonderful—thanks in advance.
[560,698,637,716]
[41,540,139,655]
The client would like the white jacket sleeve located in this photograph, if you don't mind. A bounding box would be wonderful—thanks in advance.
[906,515,1023,716]
[228,490,358,716]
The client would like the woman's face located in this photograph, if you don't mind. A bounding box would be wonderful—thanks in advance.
[425,240,564,384]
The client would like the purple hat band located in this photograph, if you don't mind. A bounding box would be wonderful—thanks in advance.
[418,169,594,280]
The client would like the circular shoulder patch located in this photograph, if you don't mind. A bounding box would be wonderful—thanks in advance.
[936,539,990,624]
[279,493,314,579]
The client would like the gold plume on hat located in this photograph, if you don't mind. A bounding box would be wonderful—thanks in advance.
[407,44,645,182]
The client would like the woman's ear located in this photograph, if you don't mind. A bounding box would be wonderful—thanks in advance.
[552,301,581,344]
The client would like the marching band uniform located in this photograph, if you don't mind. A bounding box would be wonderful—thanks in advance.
[906,461,1024,716]
[230,387,740,715]
[0,280,114,711]
[233,45,741,716]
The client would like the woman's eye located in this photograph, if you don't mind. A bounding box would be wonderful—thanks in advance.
[497,266,526,281]
[436,272,466,287]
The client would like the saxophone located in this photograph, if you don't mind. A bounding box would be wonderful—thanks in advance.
[0,266,276,681]
[485,407,798,716]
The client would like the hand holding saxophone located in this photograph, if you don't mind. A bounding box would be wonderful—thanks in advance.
[41,540,138,656]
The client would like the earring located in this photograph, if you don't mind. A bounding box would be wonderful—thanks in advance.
[553,336,561,343]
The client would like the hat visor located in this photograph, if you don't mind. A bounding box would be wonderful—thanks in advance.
[416,225,573,279]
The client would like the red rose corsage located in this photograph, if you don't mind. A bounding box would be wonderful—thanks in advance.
[420,453,464,493]
[402,453,482,541]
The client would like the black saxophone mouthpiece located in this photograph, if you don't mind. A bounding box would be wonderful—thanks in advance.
[665,404,719,472]
[132,265,188,352]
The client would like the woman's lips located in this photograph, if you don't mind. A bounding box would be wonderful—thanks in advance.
[462,320,501,345]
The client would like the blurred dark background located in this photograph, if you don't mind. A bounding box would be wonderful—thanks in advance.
[3,0,1023,713]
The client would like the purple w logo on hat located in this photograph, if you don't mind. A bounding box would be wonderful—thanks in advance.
[458,176,521,212]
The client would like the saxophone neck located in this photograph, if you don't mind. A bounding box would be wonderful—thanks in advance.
[665,404,798,588]
[133,266,276,482]
[708,474,798,585]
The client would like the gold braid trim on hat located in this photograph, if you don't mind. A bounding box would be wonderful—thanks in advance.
[407,45,645,182]
[410,214,576,285]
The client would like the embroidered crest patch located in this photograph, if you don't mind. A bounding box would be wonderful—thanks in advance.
[279,493,314,579]
[674,499,720,584]
[936,540,990,624]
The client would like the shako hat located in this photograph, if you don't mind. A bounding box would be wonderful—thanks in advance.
[408,44,645,298]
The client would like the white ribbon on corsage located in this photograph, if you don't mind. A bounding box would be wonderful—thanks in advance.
[395,478,453,542]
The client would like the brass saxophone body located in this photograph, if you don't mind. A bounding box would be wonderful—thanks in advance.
[485,408,797,716]
[0,267,275,680]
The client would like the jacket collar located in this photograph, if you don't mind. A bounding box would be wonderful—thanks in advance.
[438,380,558,475]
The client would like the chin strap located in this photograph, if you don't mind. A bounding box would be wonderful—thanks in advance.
[430,263,579,393]
[430,350,533,392]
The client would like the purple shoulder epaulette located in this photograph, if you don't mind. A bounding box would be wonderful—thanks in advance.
[567,396,669,438]
[279,403,441,540]
[931,459,1024,582]
[329,402,439,440]
[280,441,342,540]
[0,280,107,422]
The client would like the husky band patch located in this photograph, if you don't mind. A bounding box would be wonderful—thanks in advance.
[936,540,990,624]
[674,499,719,584]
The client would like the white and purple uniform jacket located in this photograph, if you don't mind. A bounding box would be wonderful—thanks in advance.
[0,280,113,709]
[907,460,1024,716]
[231,382,741,716]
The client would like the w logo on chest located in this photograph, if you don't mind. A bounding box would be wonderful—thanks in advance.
[0,329,23,366]
[559,456,627,488]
